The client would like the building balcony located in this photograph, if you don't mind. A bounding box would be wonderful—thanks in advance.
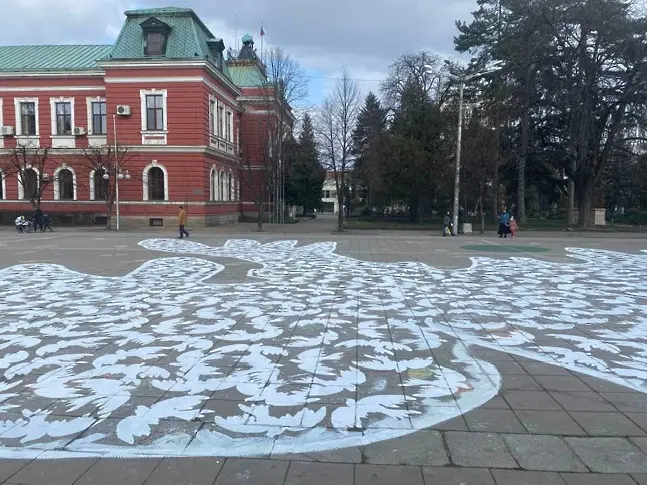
[209,135,236,156]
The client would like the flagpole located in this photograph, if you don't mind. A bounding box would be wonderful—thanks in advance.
[234,14,237,52]
[260,23,264,64]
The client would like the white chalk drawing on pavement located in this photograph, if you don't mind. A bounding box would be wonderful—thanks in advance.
[0,238,645,459]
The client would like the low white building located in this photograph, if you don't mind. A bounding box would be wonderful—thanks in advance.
[321,176,339,214]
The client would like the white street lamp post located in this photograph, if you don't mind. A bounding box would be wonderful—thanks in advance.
[428,62,502,234]
[102,114,130,231]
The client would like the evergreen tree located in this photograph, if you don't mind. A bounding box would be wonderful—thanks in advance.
[285,113,326,215]
[351,92,388,208]
[456,0,647,227]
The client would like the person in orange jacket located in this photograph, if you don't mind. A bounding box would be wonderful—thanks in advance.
[178,206,189,239]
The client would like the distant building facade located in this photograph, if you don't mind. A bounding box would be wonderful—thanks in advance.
[0,7,287,227]
[321,175,339,214]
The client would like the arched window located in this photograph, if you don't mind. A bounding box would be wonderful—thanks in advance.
[143,162,168,201]
[148,167,165,201]
[0,170,5,200]
[210,167,217,201]
[228,172,233,201]
[23,168,38,200]
[93,170,108,201]
[219,171,226,201]
[57,168,74,200]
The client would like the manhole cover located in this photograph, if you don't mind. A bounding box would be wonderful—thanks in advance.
[461,244,550,253]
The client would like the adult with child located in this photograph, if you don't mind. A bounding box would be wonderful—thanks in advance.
[498,208,510,238]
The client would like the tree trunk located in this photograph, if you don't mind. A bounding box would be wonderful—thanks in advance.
[257,202,264,232]
[577,177,595,228]
[106,198,115,230]
[493,172,500,220]
[337,197,344,231]
[517,107,530,223]
[567,178,576,225]
[478,187,485,234]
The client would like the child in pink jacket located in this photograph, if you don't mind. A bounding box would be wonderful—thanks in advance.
[509,217,519,238]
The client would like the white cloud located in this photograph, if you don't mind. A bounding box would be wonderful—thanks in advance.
[0,0,477,102]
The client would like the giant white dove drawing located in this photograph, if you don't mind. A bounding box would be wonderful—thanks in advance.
[0,238,644,458]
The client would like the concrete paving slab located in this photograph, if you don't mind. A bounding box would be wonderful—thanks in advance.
[503,434,587,472]
[284,461,354,485]
[354,464,424,485]
[464,408,527,433]
[74,458,161,485]
[422,466,495,485]
[513,410,587,436]
[560,473,639,485]
[214,459,289,485]
[490,469,567,485]
[9,458,97,485]
[565,437,647,473]
[570,412,647,437]
[362,430,448,466]
[142,457,224,485]
[445,432,517,468]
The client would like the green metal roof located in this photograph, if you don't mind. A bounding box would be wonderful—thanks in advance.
[0,44,111,72]
[228,64,267,88]
[107,7,234,84]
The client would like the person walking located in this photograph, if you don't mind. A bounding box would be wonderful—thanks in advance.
[178,206,189,239]
[443,212,452,236]
[498,208,510,238]
[33,206,43,232]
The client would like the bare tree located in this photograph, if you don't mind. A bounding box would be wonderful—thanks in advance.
[317,68,361,231]
[242,47,307,227]
[0,144,54,209]
[381,52,452,110]
[75,143,134,230]
[240,117,275,231]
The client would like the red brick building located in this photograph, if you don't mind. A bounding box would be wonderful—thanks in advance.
[0,7,288,227]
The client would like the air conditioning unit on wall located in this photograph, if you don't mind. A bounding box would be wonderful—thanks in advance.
[116,105,131,116]
[73,127,86,136]
[0,126,15,136]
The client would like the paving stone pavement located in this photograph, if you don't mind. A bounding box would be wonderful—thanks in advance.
[0,225,646,483]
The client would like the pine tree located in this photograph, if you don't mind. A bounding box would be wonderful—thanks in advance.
[285,113,326,215]
[351,92,388,208]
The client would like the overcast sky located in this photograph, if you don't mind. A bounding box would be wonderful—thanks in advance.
[0,0,478,106]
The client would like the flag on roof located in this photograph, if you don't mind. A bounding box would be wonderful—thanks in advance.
[260,25,265,36]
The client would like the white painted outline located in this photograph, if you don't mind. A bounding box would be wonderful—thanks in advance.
[0,240,646,459]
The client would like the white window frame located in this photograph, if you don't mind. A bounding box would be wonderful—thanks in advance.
[219,170,226,201]
[226,110,233,142]
[140,89,168,133]
[14,97,40,147]
[209,97,216,136]
[17,166,39,200]
[0,169,5,200]
[209,165,217,200]
[89,168,107,201]
[218,103,224,138]
[86,97,107,137]
[50,97,76,148]
[50,97,75,136]
[142,161,169,201]
[53,164,77,201]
